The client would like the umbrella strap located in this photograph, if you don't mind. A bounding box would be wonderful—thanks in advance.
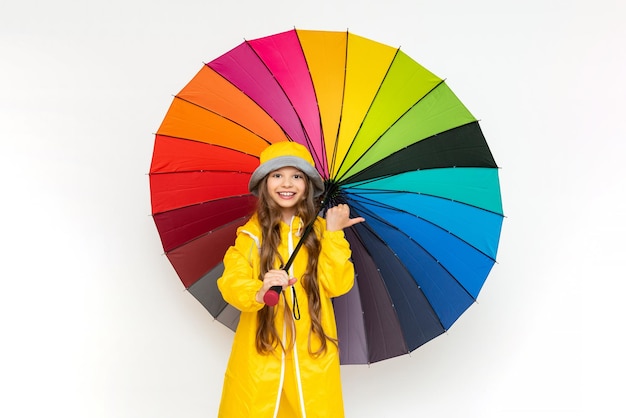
[280,274,301,320]
[291,287,300,320]
[281,217,316,321]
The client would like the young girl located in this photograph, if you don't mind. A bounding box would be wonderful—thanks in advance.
[217,141,364,418]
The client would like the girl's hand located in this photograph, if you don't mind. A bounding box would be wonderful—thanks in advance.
[255,269,297,303]
[325,204,365,232]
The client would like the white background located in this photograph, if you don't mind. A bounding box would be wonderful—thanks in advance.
[1,1,624,417]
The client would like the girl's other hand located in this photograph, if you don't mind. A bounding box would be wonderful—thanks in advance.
[325,204,365,232]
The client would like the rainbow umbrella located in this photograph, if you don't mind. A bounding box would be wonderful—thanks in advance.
[149,29,503,364]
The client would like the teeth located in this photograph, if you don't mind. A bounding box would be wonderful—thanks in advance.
[279,192,295,196]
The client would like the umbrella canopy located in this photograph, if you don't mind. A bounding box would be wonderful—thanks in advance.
[149,29,503,365]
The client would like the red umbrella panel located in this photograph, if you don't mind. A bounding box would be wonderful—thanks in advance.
[150,29,503,364]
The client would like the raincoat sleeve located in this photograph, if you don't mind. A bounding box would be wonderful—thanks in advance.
[217,232,265,313]
[317,220,355,298]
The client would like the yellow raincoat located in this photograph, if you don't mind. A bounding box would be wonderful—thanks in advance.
[217,214,355,418]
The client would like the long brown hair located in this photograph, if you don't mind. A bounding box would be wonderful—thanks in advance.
[255,174,338,356]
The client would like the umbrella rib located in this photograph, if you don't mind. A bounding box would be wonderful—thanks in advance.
[165,214,253,254]
[344,180,504,217]
[348,213,448,336]
[333,47,400,180]
[243,39,327,175]
[293,30,330,176]
[347,190,499,262]
[186,273,240,329]
[328,29,350,179]
[152,190,254,218]
[150,168,255,176]
[335,71,447,182]
[338,120,498,185]
[172,95,274,148]
[354,203,478,309]
[348,197,487,306]
[347,226,414,356]
[151,133,263,169]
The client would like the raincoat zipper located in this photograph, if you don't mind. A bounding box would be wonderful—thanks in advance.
[245,217,307,417]
[287,216,307,417]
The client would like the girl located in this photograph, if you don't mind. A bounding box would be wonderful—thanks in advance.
[217,141,364,418]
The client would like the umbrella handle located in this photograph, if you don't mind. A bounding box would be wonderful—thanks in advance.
[263,286,282,306]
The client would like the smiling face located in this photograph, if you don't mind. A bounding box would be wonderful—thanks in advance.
[265,166,308,222]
